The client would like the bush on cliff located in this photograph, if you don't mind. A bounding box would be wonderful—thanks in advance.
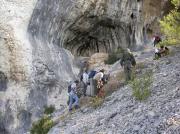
[160,0,180,45]
[30,116,54,134]
[130,70,153,101]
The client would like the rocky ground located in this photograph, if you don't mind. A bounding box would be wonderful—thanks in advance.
[48,46,180,134]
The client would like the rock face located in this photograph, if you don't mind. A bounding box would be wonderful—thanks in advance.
[28,0,171,56]
[0,0,37,133]
[88,53,108,70]
[28,0,143,56]
[0,0,78,134]
[0,0,172,134]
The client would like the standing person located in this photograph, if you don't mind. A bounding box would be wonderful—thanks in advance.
[153,35,162,47]
[120,49,136,82]
[82,70,89,96]
[69,80,80,111]
[88,70,97,96]
[93,69,105,96]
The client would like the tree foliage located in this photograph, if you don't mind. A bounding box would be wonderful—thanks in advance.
[160,0,180,45]
[30,116,54,134]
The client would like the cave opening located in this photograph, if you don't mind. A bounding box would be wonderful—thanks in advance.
[130,13,134,19]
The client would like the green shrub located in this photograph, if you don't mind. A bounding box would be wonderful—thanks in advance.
[158,39,178,46]
[130,71,153,101]
[160,0,180,45]
[30,116,54,134]
[44,105,55,115]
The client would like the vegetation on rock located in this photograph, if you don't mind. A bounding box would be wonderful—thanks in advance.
[30,116,54,134]
[130,70,153,101]
[160,0,180,45]
[44,105,55,115]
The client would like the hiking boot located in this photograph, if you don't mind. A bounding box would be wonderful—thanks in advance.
[75,105,80,109]
[69,108,73,112]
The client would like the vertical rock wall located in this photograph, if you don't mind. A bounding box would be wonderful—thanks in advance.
[28,0,146,56]
[0,0,171,133]
[0,0,37,133]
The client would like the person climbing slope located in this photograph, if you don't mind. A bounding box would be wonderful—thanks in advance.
[120,48,136,82]
[68,80,80,111]
[82,69,89,96]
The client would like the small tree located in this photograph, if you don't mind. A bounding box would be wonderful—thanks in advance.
[30,116,54,134]
[160,0,180,45]
[130,71,153,101]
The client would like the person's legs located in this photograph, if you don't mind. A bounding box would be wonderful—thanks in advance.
[69,94,74,111]
[154,40,158,47]
[73,94,79,109]
[124,67,129,82]
[89,78,93,96]
[91,79,97,96]
[94,80,98,95]
[157,52,161,58]
[124,66,132,82]
[83,82,87,96]
[127,68,132,81]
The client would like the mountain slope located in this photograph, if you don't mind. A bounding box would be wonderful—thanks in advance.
[49,47,180,134]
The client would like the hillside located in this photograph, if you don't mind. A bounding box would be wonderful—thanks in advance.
[48,47,180,134]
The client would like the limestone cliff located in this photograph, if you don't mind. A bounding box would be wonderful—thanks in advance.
[29,0,143,56]
[0,0,172,134]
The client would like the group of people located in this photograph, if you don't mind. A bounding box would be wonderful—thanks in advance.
[67,66,108,111]
[67,48,138,111]
[153,35,169,58]
[155,45,169,58]
[67,34,171,111]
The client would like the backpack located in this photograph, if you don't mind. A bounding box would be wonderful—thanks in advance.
[68,84,72,93]
[88,70,97,79]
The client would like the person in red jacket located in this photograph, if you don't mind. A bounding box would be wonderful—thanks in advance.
[153,35,162,47]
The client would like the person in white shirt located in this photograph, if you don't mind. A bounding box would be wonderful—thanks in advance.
[93,71,104,81]
[82,70,89,96]
[93,69,105,95]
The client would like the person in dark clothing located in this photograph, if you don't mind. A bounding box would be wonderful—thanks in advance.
[164,47,170,55]
[153,35,162,47]
[120,49,136,81]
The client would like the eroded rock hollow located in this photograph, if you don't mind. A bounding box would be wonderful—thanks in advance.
[28,0,147,56]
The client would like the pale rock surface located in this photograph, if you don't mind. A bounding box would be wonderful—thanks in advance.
[0,0,173,133]
[0,0,78,133]
[88,53,109,70]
